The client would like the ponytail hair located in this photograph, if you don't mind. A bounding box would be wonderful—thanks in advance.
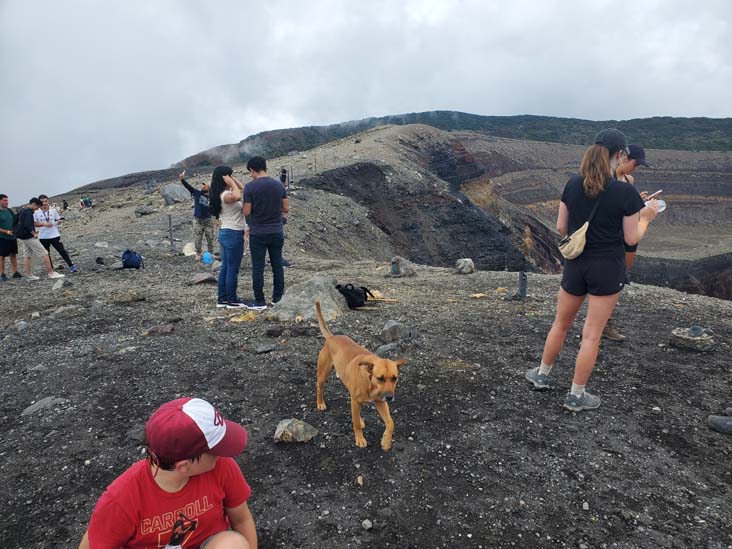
[580,145,612,198]
[208,165,233,218]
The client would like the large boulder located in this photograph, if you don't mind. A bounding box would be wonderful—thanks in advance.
[161,183,191,205]
[266,276,348,322]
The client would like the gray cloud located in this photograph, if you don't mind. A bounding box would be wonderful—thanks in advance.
[1,0,730,200]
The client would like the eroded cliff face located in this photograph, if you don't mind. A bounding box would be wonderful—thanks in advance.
[299,162,527,271]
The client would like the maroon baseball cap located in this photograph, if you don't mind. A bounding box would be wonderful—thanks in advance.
[145,397,247,462]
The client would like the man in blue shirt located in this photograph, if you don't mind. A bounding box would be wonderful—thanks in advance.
[242,157,289,310]
[180,171,216,259]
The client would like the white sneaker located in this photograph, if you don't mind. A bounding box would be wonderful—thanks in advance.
[48,272,65,279]
[26,275,40,281]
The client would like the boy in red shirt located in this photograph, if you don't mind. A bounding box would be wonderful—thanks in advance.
[79,398,257,549]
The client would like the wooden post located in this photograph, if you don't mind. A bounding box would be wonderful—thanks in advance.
[168,215,174,249]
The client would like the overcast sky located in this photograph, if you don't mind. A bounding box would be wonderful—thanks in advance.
[1,0,730,200]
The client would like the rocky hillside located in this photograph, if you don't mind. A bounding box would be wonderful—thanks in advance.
[66,123,732,298]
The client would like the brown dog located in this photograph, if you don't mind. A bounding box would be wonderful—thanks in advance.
[315,301,406,451]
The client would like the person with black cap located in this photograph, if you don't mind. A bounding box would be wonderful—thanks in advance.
[603,143,652,341]
[526,129,660,412]
[78,397,257,549]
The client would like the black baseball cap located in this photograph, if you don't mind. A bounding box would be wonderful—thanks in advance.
[594,128,629,155]
[628,144,651,167]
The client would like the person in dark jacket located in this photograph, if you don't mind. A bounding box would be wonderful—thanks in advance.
[525,129,659,412]
[16,197,65,280]
[180,171,216,258]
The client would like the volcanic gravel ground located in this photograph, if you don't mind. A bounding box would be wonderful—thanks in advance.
[1,245,731,548]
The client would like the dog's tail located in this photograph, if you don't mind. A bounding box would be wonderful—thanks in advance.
[315,300,333,339]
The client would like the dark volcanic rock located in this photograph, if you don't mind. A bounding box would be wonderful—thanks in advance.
[301,162,526,271]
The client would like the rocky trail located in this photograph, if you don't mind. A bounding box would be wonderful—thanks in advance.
[1,193,731,547]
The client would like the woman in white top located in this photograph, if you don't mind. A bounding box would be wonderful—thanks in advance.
[209,166,247,308]
[34,194,77,272]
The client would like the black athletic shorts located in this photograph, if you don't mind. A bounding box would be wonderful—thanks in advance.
[0,238,18,256]
[561,254,626,296]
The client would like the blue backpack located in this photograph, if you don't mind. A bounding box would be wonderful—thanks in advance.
[122,249,144,269]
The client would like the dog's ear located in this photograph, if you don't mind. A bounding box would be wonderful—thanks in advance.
[394,358,407,368]
[359,361,374,374]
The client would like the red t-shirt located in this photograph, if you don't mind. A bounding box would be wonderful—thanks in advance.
[87,457,250,548]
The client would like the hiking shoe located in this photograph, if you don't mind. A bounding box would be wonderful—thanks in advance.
[525,367,551,390]
[564,391,601,412]
[69,265,78,273]
[48,272,65,279]
[707,415,732,435]
[26,275,40,281]
[245,300,268,311]
[0,273,7,282]
[12,272,22,279]
[602,319,626,342]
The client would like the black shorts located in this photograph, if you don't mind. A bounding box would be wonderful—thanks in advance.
[0,238,18,257]
[561,254,626,296]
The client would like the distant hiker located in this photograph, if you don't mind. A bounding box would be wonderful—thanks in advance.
[279,167,288,189]
[35,195,78,272]
[62,199,68,211]
[526,129,659,411]
[0,193,22,281]
[16,197,65,280]
[180,171,216,259]
[209,165,248,308]
[243,156,289,310]
[603,143,652,341]
[78,397,257,549]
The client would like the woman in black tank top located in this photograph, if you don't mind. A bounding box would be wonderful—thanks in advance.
[525,129,659,412]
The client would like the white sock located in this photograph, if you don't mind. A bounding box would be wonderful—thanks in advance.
[570,384,586,397]
[538,362,553,376]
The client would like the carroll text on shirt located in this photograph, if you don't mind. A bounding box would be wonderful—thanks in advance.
[140,497,214,535]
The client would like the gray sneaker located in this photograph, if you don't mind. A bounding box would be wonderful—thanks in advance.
[707,415,732,435]
[525,367,551,390]
[564,391,601,412]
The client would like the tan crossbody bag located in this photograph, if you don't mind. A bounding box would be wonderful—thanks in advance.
[558,194,603,260]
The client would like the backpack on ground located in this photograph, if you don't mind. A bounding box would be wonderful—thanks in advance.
[122,249,144,269]
[336,283,374,309]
